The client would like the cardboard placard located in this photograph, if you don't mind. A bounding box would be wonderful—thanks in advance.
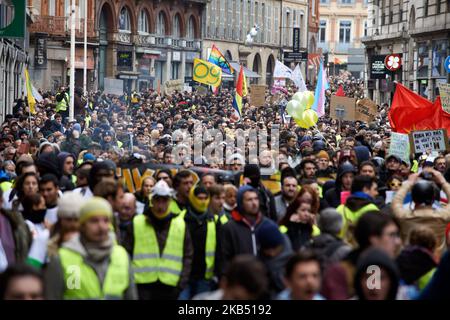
[356,98,378,123]
[250,85,267,107]
[439,83,450,114]
[104,78,124,96]
[410,129,449,155]
[388,132,410,164]
[330,96,356,121]
[164,79,184,95]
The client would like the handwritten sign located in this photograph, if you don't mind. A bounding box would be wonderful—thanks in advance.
[410,129,449,154]
[164,79,184,95]
[250,85,267,107]
[439,83,450,114]
[388,132,410,164]
[356,98,378,123]
[330,96,356,121]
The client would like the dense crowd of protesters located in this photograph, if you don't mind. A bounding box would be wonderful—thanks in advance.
[1,75,450,301]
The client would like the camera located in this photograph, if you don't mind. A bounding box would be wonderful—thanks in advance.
[420,171,433,181]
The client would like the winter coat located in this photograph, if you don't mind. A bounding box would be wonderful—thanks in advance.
[392,181,450,255]
[219,209,273,275]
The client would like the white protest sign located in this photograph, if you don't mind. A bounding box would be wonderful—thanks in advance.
[438,83,450,114]
[104,78,124,96]
[388,132,410,164]
[410,129,449,154]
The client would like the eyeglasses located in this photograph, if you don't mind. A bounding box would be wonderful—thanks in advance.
[389,181,402,188]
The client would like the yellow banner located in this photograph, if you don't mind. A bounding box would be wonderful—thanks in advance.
[193,58,222,87]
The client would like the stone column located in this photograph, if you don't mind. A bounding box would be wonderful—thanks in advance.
[165,50,172,83]
[180,51,186,83]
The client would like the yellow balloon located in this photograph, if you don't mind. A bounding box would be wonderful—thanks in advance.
[297,109,318,129]
[303,91,315,109]
[292,92,304,103]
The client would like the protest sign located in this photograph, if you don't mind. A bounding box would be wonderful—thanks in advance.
[330,96,356,121]
[356,98,378,123]
[164,79,184,95]
[388,132,410,164]
[250,85,267,107]
[439,83,450,114]
[104,78,124,96]
[193,58,222,87]
[410,129,449,154]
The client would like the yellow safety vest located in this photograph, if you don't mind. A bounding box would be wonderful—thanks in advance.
[279,224,321,236]
[59,245,129,300]
[168,199,186,216]
[132,214,185,286]
[180,210,216,279]
[56,92,69,112]
[336,203,379,239]
[214,214,229,225]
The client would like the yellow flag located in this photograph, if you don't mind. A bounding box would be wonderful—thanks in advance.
[193,58,222,87]
[25,69,36,114]
[242,73,248,97]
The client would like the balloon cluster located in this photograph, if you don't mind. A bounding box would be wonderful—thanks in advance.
[286,91,319,129]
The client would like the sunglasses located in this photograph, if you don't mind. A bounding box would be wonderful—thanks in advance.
[389,181,402,188]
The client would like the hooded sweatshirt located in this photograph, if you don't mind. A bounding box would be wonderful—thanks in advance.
[354,248,400,300]
[220,185,273,275]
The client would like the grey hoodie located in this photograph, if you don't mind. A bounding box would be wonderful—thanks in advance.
[44,234,137,300]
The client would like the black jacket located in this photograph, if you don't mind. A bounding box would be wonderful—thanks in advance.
[220,210,273,275]
[257,183,277,222]
[284,221,313,251]
[184,208,222,281]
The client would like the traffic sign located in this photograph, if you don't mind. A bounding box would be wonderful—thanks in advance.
[445,56,450,73]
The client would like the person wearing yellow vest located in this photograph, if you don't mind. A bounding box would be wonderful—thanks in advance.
[336,175,379,244]
[278,186,321,251]
[178,185,221,299]
[168,170,194,215]
[208,184,229,225]
[55,88,70,120]
[44,197,137,300]
[125,179,193,300]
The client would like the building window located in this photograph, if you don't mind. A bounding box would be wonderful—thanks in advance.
[138,10,149,34]
[364,20,368,37]
[339,21,351,43]
[48,0,56,16]
[437,0,441,13]
[424,0,428,16]
[119,7,131,31]
[157,12,166,35]
[340,0,353,4]
[319,20,326,43]
[172,62,180,79]
[187,16,195,39]
[312,0,316,16]
[173,14,181,38]
[320,0,329,4]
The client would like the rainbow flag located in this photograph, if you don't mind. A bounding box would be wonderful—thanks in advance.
[208,45,234,75]
[231,65,244,121]
[24,69,36,114]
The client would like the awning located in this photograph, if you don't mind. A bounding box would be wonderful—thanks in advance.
[224,62,261,78]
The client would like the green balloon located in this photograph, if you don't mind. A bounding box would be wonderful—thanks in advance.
[286,100,300,117]
[292,92,304,103]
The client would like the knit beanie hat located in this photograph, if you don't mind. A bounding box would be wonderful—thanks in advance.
[318,208,343,235]
[57,191,86,219]
[256,220,285,250]
[316,150,330,160]
[79,197,113,225]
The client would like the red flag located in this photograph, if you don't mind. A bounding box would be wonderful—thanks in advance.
[335,85,345,97]
[389,83,447,133]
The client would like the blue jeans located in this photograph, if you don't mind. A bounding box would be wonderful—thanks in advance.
[178,279,214,300]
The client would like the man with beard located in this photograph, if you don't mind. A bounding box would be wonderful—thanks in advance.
[274,174,298,221]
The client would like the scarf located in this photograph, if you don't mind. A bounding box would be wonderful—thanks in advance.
[80,233,113,263]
